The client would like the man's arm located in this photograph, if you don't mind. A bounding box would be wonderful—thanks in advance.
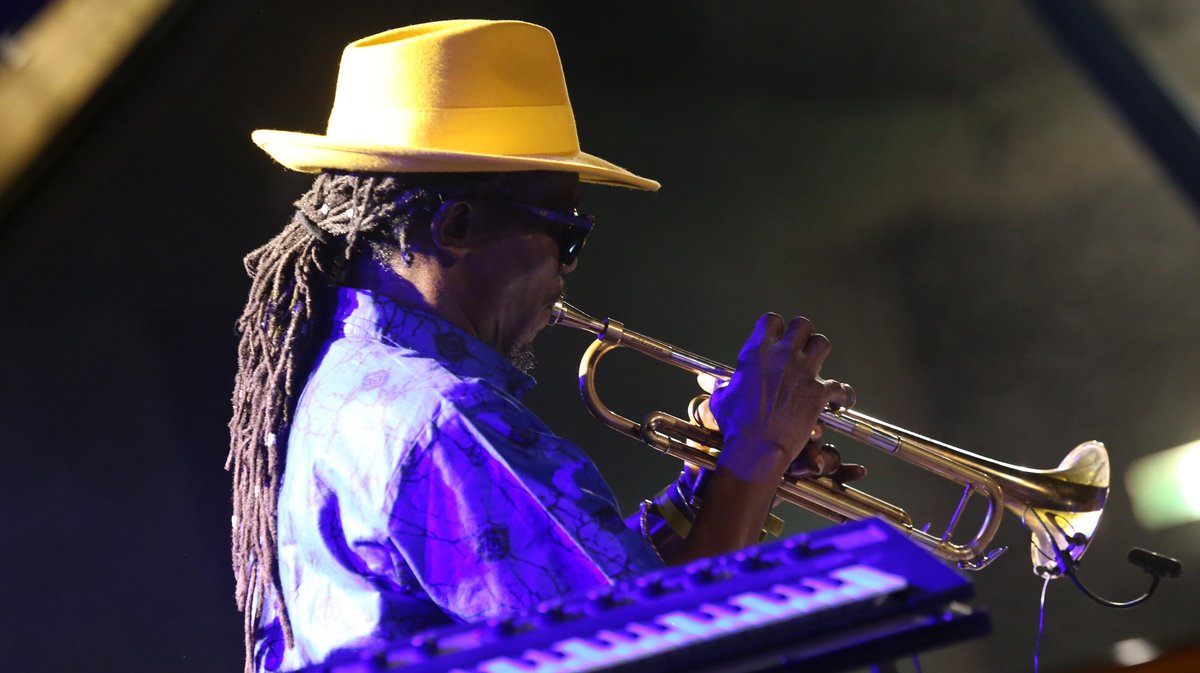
[385,395,662,622]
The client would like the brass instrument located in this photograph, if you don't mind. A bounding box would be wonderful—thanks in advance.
[549,301,1110,575]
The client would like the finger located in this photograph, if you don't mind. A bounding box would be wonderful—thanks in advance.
[832,463,868,484]
[786,441,835,477]
[823,379,853,410]
[800,332,833,372]
[840,382,856,409]
[812,443,839,476]
[745,313,785,351]
[781,316,815,349]
[695,373,719,394]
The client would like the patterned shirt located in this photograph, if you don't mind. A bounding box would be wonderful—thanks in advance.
[255,288,663,671]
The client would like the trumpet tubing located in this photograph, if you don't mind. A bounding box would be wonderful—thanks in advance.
[550,301,1110,575]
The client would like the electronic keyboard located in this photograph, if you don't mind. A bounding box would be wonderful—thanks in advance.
[303,519,989,673]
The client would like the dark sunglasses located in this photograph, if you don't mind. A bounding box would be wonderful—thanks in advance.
[497,200,595,265]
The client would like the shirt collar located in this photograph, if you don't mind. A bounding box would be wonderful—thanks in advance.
[331,287,536,398]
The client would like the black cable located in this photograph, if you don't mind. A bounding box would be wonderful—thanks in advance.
[1065,568,1159,609]
[1043,535,1181,609]
[1031,513,1181,609]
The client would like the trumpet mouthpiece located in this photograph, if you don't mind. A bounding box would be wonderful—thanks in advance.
[549,300,607,335]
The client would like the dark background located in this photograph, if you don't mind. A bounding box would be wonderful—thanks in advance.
[2,1,1199,672]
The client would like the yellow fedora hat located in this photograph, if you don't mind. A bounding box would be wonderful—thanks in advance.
[252,19,660,191]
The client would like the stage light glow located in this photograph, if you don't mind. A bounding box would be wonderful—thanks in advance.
[1112,638,1159,667]
[1126,439,1200,529]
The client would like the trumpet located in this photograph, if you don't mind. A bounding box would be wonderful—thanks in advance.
[549,301,1110,575]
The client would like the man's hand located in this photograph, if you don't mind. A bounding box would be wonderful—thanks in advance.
[694,374,865,486]
[670,313,863,563]
[707,313,854,483]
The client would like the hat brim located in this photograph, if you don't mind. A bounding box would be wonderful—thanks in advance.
[252,129,660,192]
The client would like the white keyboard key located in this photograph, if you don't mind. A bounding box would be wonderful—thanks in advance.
[626,621,694,649]
[729,591,794,617]
[520,649,569,673]
[595,628,648,657]
[554,638,609,662]
[477,656,539,673]
[798,577,849,605]
[697,602,758,630]
[771,582,822,608]
[832,565,909,593]
[658,610,719,637]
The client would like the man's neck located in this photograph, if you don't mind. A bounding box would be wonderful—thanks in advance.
[352,255,480,344]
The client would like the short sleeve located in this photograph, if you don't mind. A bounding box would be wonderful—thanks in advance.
[384,391,661,622]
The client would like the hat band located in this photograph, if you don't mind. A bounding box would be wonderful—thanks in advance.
[325,104,581,156]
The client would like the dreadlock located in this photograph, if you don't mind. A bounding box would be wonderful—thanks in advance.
[226,170,450,672]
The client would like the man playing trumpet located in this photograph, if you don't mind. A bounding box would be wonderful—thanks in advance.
[228,19,858,673]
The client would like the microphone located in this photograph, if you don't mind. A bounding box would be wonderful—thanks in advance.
[1128,548,1183,579]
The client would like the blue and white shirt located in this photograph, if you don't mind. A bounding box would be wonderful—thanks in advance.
[255,288,662,671]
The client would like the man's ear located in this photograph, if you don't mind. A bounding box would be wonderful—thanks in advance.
[429,199,473,261]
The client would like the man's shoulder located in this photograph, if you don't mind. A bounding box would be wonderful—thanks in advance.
[306,335,512,419]
[287,338,465,470]
[287,333,539,481]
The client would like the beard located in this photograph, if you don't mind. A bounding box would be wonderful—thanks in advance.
[504,301,554,373]
[505,342,537,373]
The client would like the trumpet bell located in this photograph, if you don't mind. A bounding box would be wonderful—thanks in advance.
[1022,440,1110,577]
